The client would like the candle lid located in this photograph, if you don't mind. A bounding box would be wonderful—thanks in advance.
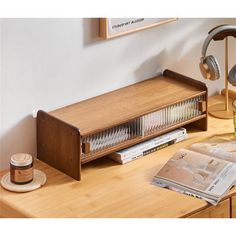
[10,153,33,166]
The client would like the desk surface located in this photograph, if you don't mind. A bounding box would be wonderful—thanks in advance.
[1,95,236,218]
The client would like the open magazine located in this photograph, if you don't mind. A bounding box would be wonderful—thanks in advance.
[153,136,236,205]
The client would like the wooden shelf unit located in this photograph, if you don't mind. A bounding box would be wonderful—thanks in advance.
[37,70,208,180]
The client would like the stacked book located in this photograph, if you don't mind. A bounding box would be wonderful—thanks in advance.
[108,128,187,164]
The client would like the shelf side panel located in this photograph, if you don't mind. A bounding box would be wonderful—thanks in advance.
[37,110,81,180]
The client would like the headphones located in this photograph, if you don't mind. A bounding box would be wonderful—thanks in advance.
[199,24,236,85]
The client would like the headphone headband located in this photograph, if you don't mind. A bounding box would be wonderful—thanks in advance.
[201,24,236,58]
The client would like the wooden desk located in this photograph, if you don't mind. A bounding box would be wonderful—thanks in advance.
[1,95,236,218]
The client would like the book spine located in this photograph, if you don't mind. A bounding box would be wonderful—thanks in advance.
[118,154,143,164]
[118,133,187,164]
[118,129,187,159]
[143,140,175,156]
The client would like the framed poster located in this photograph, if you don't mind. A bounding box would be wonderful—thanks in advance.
[100,18,177,39]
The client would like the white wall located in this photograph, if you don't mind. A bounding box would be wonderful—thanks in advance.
[1,18,236,170]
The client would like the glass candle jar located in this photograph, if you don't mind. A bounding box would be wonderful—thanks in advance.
[233,100,236,137]
[10,153,33,184]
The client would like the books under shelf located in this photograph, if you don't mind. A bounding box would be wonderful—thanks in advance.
[37,70,208,180]
[108,128,187,164]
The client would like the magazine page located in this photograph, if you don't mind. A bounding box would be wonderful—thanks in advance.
[154,149,236,197]
[190,136,236,163]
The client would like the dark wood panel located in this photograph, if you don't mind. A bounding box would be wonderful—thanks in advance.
[37,111,81,180]
[37,70,208,181]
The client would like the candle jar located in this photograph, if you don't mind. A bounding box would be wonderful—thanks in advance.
[10,153,33,184]
[233,100,236,137]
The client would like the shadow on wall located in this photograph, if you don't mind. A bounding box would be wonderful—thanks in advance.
[133,19,206,82]
[0,115,36,170]
[134,51,166,81]
[82,18,234,88]
[133,18,226,95]
[83,18,102,46]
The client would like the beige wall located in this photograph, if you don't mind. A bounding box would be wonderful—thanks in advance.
[0,18,236,169]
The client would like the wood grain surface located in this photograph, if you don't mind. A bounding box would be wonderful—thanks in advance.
[49,71,206,136]
[1,95,236,218]
[232,195,236,218]
[188,199,230,218]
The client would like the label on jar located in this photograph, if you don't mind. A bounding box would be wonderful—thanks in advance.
[14,167,33,183]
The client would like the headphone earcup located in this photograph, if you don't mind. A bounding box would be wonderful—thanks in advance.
[228,64,236,86]
[205,55,221,80]
[199,55,220,80]
[199,60,210,79]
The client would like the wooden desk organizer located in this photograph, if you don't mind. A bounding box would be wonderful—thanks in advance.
[37,70,208,180]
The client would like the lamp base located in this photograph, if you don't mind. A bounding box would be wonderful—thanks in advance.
[208,101,233,119]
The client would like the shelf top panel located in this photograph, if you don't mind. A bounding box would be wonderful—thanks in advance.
[49,73,206,136]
